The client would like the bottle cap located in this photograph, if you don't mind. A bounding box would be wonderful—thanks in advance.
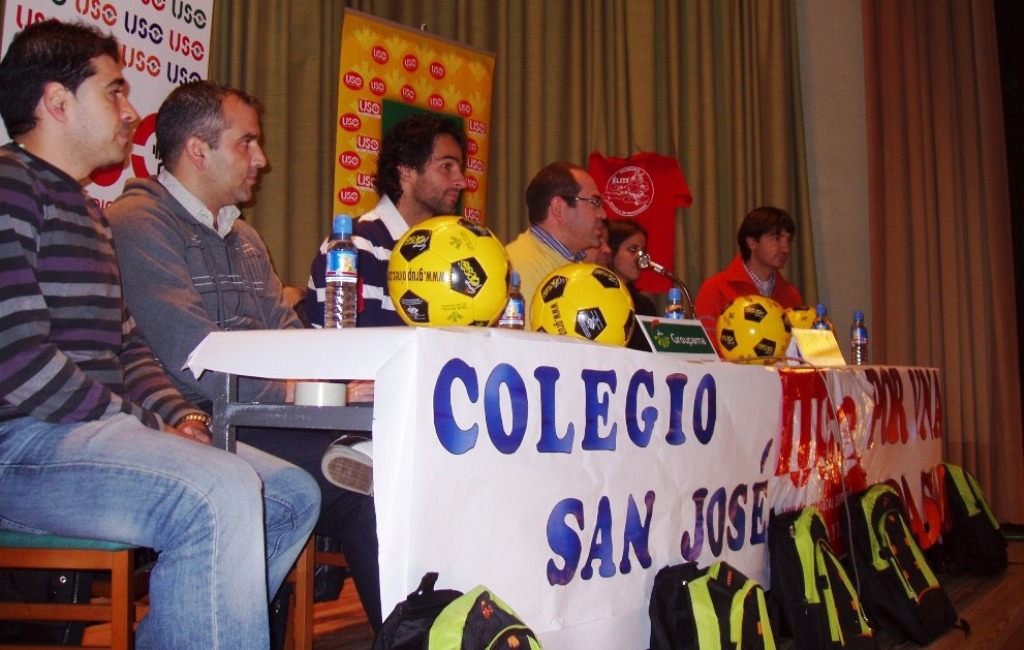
[332,214,353,237]
[511,270,520,287]
[854,309,864,320]
[816,303,827,316]
[668,287,682,302]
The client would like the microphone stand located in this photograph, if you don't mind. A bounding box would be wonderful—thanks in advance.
[636,251,696,319]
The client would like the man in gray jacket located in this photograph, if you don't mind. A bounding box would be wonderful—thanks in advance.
[107,80,381,629]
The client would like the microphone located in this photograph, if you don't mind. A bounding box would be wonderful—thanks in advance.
[635,250,696,319]
[636,251,669,276]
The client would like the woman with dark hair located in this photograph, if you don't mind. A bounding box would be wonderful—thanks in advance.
[607,220,660,351]
[607,219,657,317]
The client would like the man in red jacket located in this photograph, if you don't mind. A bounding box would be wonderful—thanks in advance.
[694,206,805,346]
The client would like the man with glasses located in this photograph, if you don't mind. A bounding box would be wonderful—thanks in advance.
[506,161,607,325]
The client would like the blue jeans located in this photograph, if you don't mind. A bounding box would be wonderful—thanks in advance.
[237,427,382,630]
[0,414,320,650]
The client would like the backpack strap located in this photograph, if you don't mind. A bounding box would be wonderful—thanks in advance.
[818,538,873,642]
[685,573,725,649]
[729,577,776,650]
[793,507,824,605]
[858,485,892,572]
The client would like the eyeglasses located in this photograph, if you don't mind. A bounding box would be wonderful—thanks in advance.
[563,195,603,209]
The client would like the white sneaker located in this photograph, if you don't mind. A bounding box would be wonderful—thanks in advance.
[321,434,374,496]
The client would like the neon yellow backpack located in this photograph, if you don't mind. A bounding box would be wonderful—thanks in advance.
[427,584,542,649]
[649,560,776,649]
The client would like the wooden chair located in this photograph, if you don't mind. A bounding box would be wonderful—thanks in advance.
[285,536,349,650]
[0,530,135,650]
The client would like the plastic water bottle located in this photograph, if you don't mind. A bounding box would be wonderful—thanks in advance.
[664,287,685,319]
[497,271,526,329]
[811,304,833,332]
[324,214,358,328]
[850,309,869,365]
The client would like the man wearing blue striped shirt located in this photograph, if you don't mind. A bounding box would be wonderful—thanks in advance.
[306,114,468,328]
[505,161,608,327]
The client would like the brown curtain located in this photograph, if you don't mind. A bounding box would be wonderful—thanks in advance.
[208,0,815,303]
[862,0,1024,520]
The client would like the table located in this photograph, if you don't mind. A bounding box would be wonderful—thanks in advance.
[210,371,372,452]
[188,327,943,649]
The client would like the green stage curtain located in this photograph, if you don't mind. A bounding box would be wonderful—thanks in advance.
[208,0,815,302]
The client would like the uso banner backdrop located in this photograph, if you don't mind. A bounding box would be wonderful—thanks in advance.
[333,9,495,222]
[0,0,213,206]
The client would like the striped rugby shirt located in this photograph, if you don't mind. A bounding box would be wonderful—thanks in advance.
[0,144,194,428]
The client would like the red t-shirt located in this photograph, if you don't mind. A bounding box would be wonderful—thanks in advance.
[588,151,692,293]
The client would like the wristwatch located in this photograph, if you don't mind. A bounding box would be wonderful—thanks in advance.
[175,412,212,428]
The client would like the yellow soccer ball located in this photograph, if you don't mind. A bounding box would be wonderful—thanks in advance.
[783,305,816,330]
[387,216,510,326]
[717,295,791,362]
[529,263,635,347]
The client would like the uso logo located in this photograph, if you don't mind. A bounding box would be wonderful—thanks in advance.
[371,45,389,64]
[77,1,118,27]
[172,1,208,29]
[358,99,381,116]
[369,77,387,96]
[169,31,205,62]
[14,6,49,30]
[124,12,164,45]
[400,84,416,103]
[428,94,444,110]
[343,71,364,91]
[457,100,472,117]
[338,151,361,170]
[429,61,445,80]
[121,45,161,78]
[339,113,362,132]
[467,139,479,155]
[356,135,380,154]
[403,53,419,72]
[465,176,479,192]
[338,187,361,206]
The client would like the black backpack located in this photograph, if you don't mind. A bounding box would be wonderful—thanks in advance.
[940,462,1008,575]
[768,506,877,649]
[649,560,776,650]
[373,572,463,650]
[844,484,960,645]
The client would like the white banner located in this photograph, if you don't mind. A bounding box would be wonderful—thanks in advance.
[0,0,214,206]
[185,327,945,649]
[373,328,783,649]
[770,366,944,552]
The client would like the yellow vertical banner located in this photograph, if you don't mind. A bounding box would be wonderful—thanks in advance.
[334,10,495,223]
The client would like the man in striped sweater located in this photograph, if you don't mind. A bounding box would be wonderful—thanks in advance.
[0,20,319,650]
[305,113,468,328]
